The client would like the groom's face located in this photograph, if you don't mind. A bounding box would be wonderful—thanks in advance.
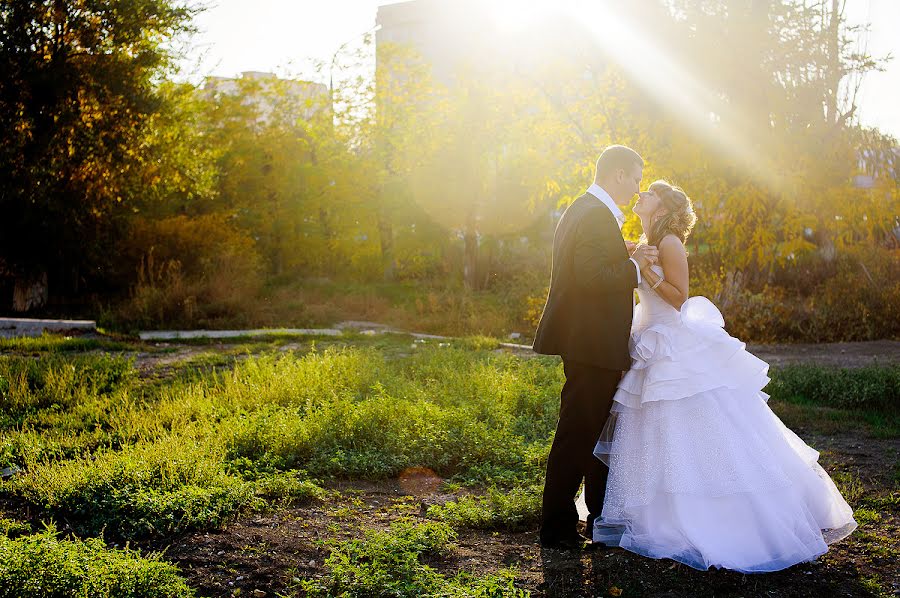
[616,164,643,206]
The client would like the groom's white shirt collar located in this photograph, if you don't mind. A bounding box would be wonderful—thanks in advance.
[585,183,642,285]
[586,183,625,229]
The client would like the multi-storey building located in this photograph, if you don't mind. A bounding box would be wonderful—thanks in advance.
[201,71,330,125]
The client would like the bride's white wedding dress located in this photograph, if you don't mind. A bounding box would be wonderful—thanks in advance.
[581,266,857,573]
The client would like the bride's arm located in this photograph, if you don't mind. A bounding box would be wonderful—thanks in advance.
[642,235,689,310]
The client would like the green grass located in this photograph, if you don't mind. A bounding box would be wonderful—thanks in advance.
[5,434,323,541]
[0,525,194,597]
[427,485,542,532]
[0,333,137,354]
[0,333,897,594]
[298,519,528,598]
[765,364,900,437]
[766,364,899,412]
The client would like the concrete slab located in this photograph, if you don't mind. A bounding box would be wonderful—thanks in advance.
[0,317,96,338]
[499,341,533,351]
[138,328,342,340]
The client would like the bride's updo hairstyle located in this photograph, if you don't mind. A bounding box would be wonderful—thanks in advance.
[644,180,697,247]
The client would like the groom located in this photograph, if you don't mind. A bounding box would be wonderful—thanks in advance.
[533,145,657,549]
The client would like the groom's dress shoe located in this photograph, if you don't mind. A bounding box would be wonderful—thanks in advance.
[539,532,586,550]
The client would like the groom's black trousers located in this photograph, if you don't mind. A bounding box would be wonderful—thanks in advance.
[540,359,620,542]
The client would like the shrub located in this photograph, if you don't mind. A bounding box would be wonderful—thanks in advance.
[251,470,324,505]
[301,519,456,597]
[0,517,31,538]
[300,519,527,598]
[0,354,134,425]
[0,525,194,597]
[222,345,556,483]
[6,436,258,540]
[113,214,264,330]
[427,485,542,532]
[766,365,900,412]
[689,247,900,343]
[227,397,534,481]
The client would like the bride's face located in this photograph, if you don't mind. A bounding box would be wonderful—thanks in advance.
[634,190,662,220]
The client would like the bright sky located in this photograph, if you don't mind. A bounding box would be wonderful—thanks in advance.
[178,0,900,139]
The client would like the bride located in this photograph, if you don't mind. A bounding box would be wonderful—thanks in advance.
[581,180,857,573]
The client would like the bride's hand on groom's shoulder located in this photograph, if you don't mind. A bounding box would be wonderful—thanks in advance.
[625,241,637,254]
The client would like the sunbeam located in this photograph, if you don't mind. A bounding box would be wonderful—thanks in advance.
[559,0,782,190]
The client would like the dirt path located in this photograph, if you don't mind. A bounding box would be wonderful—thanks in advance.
[745,340,900,368]
[130,338,900,373]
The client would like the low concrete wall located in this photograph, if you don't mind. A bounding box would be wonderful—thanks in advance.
[0,317,96,338]
[138,328,343,340]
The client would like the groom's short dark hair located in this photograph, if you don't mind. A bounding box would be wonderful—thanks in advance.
[594,145,644,182]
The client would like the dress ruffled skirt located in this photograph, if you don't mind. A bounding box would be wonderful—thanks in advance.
[591,297,857,573]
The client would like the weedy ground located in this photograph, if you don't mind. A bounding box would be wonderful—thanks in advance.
[0,332,897,597]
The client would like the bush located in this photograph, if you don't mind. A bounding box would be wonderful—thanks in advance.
[7,436,258,540]
[427,485,542,532]
[227,397,535,481]
[113,214,264,330]
[0,517,31,538]
[0,526,194,597]
[300,519,527,598]
[0,354,134,426]
[689,247,900,343]
[301,519,455,597]
[767,365,900,412]
[250,470,324,505]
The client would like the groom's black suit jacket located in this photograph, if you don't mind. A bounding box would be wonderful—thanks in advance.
[532,193,638,370]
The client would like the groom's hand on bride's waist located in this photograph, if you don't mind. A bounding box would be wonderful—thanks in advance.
[632,244,659,270]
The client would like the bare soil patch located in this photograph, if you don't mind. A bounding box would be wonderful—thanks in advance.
[745,340,900,369]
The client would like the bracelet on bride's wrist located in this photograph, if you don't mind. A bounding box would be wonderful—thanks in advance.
[651,278,663,290]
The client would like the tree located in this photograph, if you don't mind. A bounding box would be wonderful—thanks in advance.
[0,0,200,310]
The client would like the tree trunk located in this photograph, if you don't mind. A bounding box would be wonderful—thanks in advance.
[12,271,48,312]
[463,229,478,291]
[377,213,396,282]
[824,0,842,126]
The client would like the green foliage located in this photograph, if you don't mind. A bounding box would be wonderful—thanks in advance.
[300,519,528,598]
[0,0,203,298]
[112,214,264,330]
[250,469,325,505]
[5,435,322,541]
[0,334,134,354]
[691,246,900,343]
[223,347,553,483]
[459,336,503,352]
[227,395,536,482]
[0,353,134,425]
[767,365,900,413]
[0,517,31,538]
[6,436,253,540]
[0,525,194,597]
[830,471,867,506]
[427,485,542,532]
[1,331,895,583]
[302,519,456,597]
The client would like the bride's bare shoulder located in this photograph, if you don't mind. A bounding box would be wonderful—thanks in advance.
[658,234,686,255]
